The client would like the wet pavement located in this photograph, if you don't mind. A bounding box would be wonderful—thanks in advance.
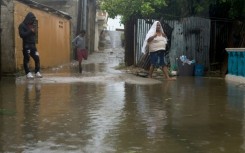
[1,37,245,152]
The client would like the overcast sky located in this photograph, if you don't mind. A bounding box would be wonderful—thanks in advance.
[107,16,124,31]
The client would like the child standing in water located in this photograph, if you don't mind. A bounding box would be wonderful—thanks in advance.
[72,30,88,73]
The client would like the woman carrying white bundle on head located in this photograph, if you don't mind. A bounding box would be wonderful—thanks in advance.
[141,21,176,80]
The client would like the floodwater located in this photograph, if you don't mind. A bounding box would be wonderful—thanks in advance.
[1,70,245,153]
[1,48,245,153]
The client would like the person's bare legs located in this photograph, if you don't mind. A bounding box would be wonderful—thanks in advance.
[162,66,176,80]
[148,65,154,78]
[78,61,82,73]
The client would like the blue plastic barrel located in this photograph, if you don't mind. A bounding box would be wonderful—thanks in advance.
[195,64,204,76]
[238,52,243,76]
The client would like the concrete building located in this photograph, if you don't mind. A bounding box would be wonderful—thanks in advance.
[0,0,101,75]
[1,0,71,75]
[35,0,97,54]
[95,9,108,51]
[34,0,78,36]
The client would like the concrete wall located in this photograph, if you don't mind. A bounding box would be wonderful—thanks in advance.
[1,0,16,74]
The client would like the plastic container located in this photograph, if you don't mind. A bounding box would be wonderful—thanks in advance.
[195,64,204,76]
[177,60,194,76]
[237,52,244,76]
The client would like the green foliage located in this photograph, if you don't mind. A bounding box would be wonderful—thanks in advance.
[209,0,245,20]
[98,0,244,23]
[98,0,167,23]
[229,0,245,20]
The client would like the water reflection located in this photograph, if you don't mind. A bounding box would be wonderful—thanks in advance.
[82,83,125,152]
[1,77,245,152]
[21,83,41,149]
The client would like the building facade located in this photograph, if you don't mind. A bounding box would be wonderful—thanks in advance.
[1,0,71,74]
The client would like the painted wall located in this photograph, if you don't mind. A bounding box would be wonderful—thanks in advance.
[34,0,78,37]
[14,1,71,71]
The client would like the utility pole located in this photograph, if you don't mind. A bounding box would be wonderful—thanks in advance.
[76,0,82,34]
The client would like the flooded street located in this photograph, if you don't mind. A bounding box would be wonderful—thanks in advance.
[1,46,245,152]
[1,72,245,153]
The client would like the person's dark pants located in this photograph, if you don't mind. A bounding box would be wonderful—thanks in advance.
[22,44,40,74]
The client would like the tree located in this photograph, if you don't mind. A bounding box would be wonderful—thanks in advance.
[209,0,245,20]
[98,0,167,23]
[100,0,245,22]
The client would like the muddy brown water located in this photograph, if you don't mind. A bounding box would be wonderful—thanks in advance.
[1,63,245,153]
[0,46,245,153]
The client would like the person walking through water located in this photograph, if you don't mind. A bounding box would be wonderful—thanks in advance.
[141,21,176,80]
[72,30,88,73]
[18,12,42,79]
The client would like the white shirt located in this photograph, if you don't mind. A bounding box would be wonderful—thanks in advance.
[148,35,167,52]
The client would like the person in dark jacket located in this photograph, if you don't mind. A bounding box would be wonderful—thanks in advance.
[18,12,42,79]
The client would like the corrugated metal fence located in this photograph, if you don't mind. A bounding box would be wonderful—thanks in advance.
[135,17,211,70]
